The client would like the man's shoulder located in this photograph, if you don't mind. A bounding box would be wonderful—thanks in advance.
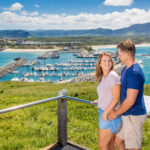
[127,64,144,79]
[131,63,143,73]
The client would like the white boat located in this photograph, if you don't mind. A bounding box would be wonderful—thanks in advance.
[33,71,38,77]
[93,51,101,56]
[12,70,19,74]
[50,72,56,76]
[28,79,34,82]
[40,77,45,82]
[48,67,56,71]
[136,59,142,64]
[11,77,20,81]
[46,64,53,67]
[23,73,29,77]
[58,73,63,77]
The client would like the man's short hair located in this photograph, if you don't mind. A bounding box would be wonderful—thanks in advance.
[117,39,136,57]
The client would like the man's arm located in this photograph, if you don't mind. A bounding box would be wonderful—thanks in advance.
[109,88,139,120]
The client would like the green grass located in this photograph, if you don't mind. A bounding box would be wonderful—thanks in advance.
[0,81,149,150]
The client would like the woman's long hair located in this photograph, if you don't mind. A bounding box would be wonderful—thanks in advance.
[95,52,114,83]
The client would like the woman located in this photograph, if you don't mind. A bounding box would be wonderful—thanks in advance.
[92,52,122,150]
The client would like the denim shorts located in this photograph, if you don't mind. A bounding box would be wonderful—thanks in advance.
[98,108,122,134]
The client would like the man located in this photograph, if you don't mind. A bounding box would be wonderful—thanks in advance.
[109,39,147,150]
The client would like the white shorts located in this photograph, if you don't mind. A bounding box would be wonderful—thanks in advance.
[116,114,147,149]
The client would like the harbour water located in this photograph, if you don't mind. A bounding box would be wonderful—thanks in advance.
[0,51,97,83]
[0,46,150,84]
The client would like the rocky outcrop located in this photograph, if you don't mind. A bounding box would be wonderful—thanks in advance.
[66,63,125,83]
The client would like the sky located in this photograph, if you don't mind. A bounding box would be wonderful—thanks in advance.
[0,0,150,30]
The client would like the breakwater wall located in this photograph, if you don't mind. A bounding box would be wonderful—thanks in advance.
[0,48,5,51]
[38,51,53,59]
[0,58,27,78]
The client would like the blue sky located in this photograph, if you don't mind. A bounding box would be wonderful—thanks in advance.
[0,0,150,30]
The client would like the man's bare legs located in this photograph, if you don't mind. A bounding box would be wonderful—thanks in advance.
[115,136,125,150]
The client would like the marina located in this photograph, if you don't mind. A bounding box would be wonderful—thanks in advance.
[0,46,150,83]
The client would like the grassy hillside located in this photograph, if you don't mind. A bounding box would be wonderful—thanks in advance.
[0,82,149,150]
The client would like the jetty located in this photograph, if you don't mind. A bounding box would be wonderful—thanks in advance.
[59,49,80,53]
[0,58,27,78]
[38,51,53,59]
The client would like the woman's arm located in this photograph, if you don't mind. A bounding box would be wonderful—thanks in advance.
[102,84,120,120]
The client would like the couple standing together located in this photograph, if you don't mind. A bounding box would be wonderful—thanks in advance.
[92,39,147,150]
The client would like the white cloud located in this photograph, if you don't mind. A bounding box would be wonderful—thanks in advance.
[103,0,133,6]
[9,3,23,11]
[0,8,150,30]
[30,11,39,16]
[34,4,40,8]
[20,10,28,16]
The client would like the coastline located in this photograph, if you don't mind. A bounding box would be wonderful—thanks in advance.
[1,43,150,52]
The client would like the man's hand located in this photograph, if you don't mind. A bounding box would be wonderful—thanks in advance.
[108,111,118,120]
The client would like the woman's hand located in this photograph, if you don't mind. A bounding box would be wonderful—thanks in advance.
[102,112,108,120]
[91,100,98,105]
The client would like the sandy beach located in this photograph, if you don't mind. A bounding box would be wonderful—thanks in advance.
[135,43,150,47]
[2,43,150,52]
[3,48,58,52]
[92,45,116,49]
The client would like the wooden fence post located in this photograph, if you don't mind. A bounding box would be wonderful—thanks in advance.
[58,89,68,146]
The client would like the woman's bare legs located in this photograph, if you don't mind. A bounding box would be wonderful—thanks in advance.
[99,128,115,150]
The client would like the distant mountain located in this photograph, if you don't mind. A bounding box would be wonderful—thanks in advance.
[29,28,114,37]
[29,22,150,37]
[0,30,29,38]
[0,22,150,38]
[114,22,150,36]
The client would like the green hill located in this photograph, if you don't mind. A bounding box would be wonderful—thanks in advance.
[0,82,150,150]
[1,22,150,38]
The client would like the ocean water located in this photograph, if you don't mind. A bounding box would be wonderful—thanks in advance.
[0,46,150,84]
[0,51,42,68]
[96,46,150,84]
